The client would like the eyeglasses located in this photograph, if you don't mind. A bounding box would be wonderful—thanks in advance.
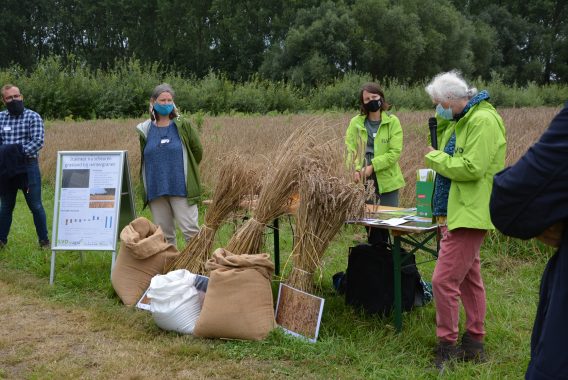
[4,94,22,101]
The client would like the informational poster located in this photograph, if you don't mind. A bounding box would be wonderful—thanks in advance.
[52,151,135,251]
[50,151,136,284]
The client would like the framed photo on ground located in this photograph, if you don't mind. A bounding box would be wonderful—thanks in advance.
[275,283,325,343]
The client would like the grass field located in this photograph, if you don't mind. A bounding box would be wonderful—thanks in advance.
[0,108,561,378]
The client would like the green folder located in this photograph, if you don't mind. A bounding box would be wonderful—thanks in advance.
[416,181,434,217]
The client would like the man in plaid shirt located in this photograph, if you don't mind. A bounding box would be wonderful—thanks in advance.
[0,84,49,249]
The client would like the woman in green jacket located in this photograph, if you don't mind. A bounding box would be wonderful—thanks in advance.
[136,83,203,247]
[345,82,405,243]
[424,71,506,370]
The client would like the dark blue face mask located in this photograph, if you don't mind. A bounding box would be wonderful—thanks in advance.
[6,100,24,116]
[364,98,382,113]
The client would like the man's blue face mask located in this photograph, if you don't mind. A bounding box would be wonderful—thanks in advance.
[436,104,453,120]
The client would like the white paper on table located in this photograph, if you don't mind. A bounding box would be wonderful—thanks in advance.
[378,217,410,226]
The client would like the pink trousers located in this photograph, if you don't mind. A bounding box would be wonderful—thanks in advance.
[432,226,487,343]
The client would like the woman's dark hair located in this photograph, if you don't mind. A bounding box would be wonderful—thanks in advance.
[359,82,390,115]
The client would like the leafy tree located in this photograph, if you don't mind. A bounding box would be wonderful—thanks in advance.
[526,0,568,83]
[474,5,531,84]
[260,0,358,87]
[121,0,162,65]
[454,0,568,84]
[209,0,284,81]
[351,0,425,80]
[154,0,214,77]
[0,0,52,69]
[36,0,131,69]
[399,0,481,81]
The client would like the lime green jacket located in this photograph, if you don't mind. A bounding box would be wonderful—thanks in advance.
[345,112,406,194]
[136,116,203,208]
[425,101,506,230]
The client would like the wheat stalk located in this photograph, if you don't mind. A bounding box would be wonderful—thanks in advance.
[286,170,365,293]
[225,118,333,255]
[167,153,260,274]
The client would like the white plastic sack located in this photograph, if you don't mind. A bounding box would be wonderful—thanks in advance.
[146,269,203,334]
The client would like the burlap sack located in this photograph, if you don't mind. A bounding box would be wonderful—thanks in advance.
[111,217,179,305]
[193,248,276,340]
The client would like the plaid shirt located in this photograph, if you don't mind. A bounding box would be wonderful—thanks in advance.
[0,108,45,158]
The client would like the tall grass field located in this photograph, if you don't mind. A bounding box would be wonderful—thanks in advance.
[0,108,561,378]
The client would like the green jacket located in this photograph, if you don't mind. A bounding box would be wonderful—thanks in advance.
[425,101,506,230]
[136,116,203,207]
[345,112,406,193]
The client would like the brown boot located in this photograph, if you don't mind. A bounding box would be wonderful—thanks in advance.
[458,332,486,362]
[433,341,460,371]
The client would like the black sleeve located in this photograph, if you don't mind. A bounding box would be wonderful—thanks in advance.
[490,103,568,239]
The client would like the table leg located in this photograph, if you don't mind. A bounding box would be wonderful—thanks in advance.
[392,235,402,332]
[273,217,280,276]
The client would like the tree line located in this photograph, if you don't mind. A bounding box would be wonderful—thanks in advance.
[1,0,567,87]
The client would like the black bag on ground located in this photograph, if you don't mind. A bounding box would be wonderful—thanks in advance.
[344,242,423,316]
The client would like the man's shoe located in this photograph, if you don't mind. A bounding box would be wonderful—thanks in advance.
[458,332,487,362]
[434,341,460,371]
[39,240,51,249]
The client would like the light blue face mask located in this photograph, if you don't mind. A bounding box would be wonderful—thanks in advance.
[153,103,174,116]
[436,104,453,120]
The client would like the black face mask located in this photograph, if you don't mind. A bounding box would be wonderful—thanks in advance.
[364,98,382,113]
[6,100,24,116]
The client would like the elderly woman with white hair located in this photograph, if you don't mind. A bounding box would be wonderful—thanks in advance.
[136,83,203,247]
[423,71,507,369]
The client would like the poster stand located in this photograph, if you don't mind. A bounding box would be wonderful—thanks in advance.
[49,151,136,285]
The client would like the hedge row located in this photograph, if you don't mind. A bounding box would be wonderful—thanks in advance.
[1,57,567,120]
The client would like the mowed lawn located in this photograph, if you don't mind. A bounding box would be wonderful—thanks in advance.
[0,108,560,379]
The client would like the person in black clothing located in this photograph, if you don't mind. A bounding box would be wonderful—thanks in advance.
[490,102,568,379]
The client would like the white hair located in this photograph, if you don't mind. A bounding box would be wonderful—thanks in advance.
[425,70,478,101]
